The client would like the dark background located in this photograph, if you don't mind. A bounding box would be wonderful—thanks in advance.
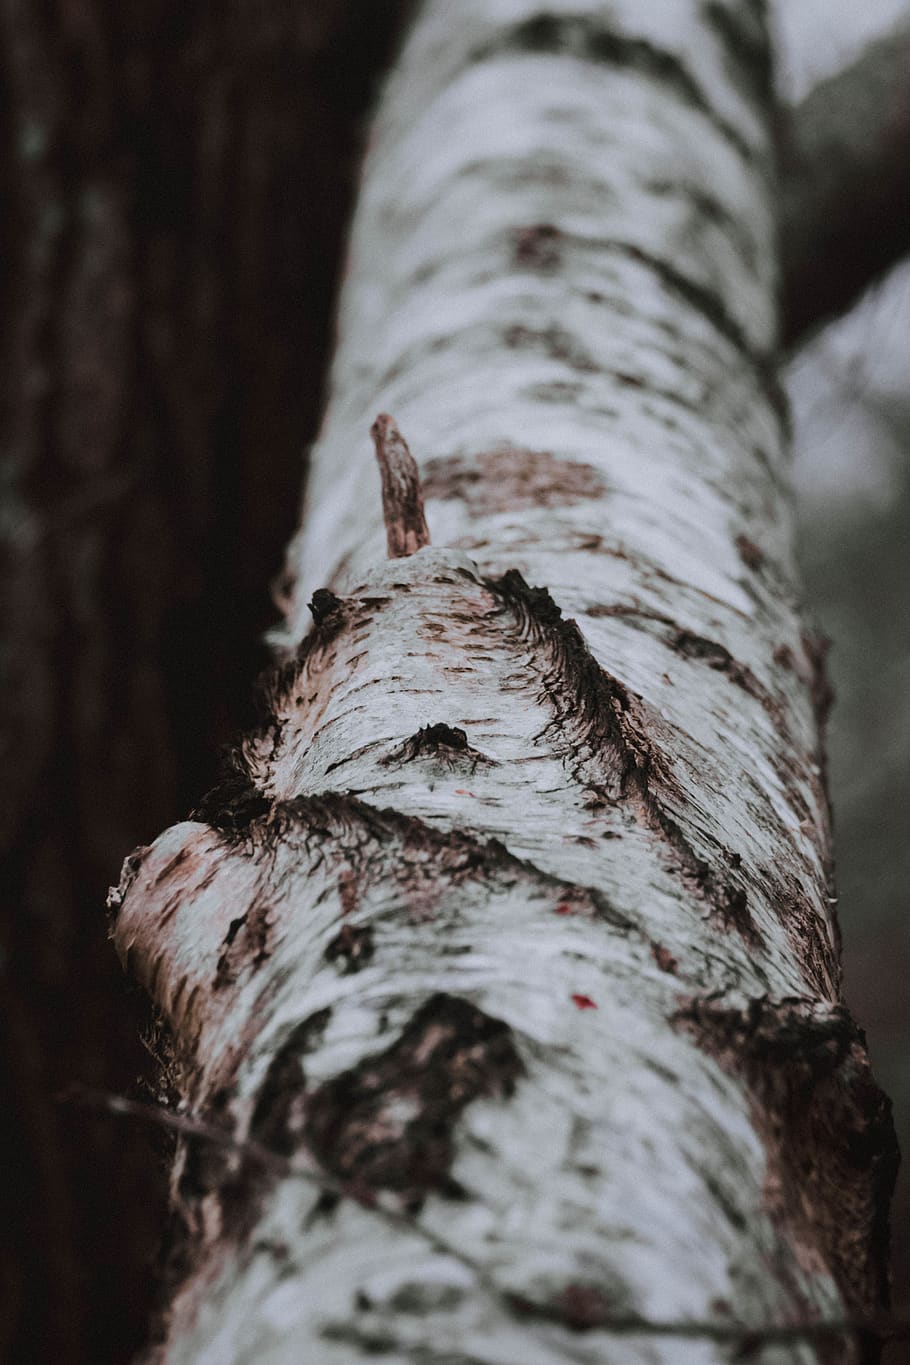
[0,3,906,1361]
[0,4,413,1360]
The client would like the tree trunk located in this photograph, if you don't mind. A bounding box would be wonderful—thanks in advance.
[111,2,897,1361]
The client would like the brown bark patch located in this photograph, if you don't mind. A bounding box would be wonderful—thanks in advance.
[213,901,272,990]
[675,995,899,1320]
[651,942,679,974]
[512,222,562,269]
[423,446,606,513]
[557,1283,616,1331]
[324,923,375,974]
[774,888,841,1001]
[304,993,524,1208]
[508,1278,634,1334]
[735,533,765,570]
[338,867,359,917]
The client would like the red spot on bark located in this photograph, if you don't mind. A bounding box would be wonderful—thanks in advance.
[554,902,574,915]
[571,994,597,1010]
[454,789,475,797]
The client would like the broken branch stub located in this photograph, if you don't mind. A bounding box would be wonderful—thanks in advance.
[371,413,431,558]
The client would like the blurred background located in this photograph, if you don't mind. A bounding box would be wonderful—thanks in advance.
[0,2,906,1361]
[777,0,910,1353]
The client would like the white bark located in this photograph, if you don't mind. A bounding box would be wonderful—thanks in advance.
[110,2,896,1361]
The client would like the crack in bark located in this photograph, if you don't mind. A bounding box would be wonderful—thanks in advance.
[467,15,756,164]
[502,322,599,372]
[672,629,786,725]
[702,0,773,109]
[486,569,765,949]
[213,902,272,990]
[380,722,492,772]
[192,773,638,948]
[504,225,787,432]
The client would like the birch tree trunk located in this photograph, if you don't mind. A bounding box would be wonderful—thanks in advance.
[110,2,898,1360]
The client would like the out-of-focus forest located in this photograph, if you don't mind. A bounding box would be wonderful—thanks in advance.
[778,0,910,1351]
[0,2,907,1362]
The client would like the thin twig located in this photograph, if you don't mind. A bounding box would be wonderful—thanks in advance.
[59,1083,290,1175]
[371,413,431,558]
[60,1085,910,1349]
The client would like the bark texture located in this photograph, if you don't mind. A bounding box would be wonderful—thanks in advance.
[112,2,897,1361]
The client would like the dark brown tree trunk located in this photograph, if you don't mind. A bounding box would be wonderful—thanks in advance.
[0,4,411,1361]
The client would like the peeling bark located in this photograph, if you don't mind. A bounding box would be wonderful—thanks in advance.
[113,3,897,1362]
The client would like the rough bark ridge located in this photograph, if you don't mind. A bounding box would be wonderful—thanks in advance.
[112,2,897,1361]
